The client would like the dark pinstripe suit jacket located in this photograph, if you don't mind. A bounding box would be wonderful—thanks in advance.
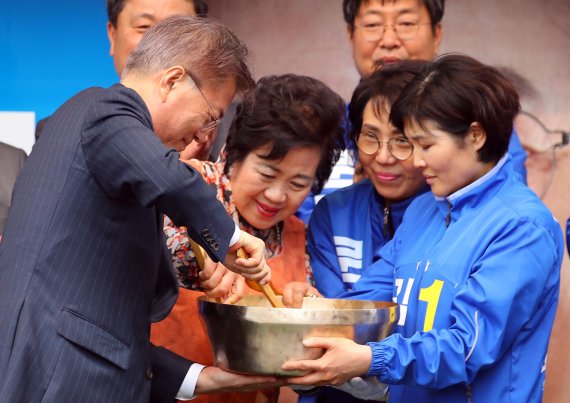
[0,84,235,402]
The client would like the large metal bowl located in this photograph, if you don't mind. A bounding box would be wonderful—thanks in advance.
[198,295,398,376]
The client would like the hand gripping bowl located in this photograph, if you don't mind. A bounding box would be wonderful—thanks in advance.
[198,295,398,376]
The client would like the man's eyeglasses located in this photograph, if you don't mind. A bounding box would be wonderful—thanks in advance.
[186,72,222,134]
[357,132,414,161]
[356,21,432,42]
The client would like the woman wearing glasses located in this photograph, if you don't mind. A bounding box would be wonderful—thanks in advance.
[151,74,345,403]
[283,54,563,403]
[308,60,429,300]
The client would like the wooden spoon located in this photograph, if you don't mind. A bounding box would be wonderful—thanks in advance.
[237,249,285,308]
[189,238,284,308]
[188,238,223,303]
[189,237,207,270]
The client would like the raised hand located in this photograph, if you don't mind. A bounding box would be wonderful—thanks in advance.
[199,256,245,304]
[223,230,271,284]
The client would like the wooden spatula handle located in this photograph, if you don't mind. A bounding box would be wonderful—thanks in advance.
[237,248,285,308]
[189,238,223,303]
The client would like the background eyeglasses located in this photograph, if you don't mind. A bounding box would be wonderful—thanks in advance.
[356,21,432,42]
[357,132,414,161]
[186,72,222,134]
[515,110,569,199]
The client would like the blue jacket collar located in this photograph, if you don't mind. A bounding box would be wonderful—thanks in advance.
[376,182,430,235]
[434,154,511,223]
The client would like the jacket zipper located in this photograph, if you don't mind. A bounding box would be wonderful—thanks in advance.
[445,201,452,227]
[383,204,395,238]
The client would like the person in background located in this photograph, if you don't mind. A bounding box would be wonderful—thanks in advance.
[0,16,277,402]
[282,54,563,402]
[108,0,218,161]
[151,74,345,403]
[297,0,527,223]
[343,0,527,180]
[344,0,442,76]
[0,142,27,236]
[106,0,208,76]
[37,0,215,161]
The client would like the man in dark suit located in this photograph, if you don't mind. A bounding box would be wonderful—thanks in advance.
[0,141,27,234]
[0,16,275,402]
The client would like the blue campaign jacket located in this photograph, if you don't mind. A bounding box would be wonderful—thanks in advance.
[508,127,527,182]
[308,179,427,297]
[347,156,563,402]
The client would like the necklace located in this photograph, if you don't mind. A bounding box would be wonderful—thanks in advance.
[238,216,284,258]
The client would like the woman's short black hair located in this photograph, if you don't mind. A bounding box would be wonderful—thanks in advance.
[390,53,521,163]
[224,74,345,194]
[348,60,429,153]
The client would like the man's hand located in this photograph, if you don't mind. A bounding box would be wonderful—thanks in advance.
[199,256,246,304]
[195,366,285,394]
[282,282,322,308]
[223,230,271,284]
[180,136,214,162]
[282,337,372,387]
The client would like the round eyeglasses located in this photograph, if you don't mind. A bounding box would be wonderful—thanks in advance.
[357,132,414,161]
[356,21,432,42]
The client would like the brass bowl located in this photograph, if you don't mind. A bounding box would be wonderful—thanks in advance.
[198,295,398,376]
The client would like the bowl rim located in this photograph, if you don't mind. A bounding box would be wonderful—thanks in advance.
[198,295,399,325]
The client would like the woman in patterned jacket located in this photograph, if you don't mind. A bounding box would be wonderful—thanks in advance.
[152,74,345,403]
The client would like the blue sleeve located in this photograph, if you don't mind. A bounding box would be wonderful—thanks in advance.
[508,128,527,183]
[367,220,561,388]
[307,198,346,298]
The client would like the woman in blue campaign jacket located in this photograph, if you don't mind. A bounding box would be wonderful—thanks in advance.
[308,61,429,298]
[282,54,564,403]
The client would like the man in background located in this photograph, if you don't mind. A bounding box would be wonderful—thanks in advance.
[109,0,218,160]
[343,0,526,179]
[38,0,216,160]
[298,0,527,224]
[107,0,208,77]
